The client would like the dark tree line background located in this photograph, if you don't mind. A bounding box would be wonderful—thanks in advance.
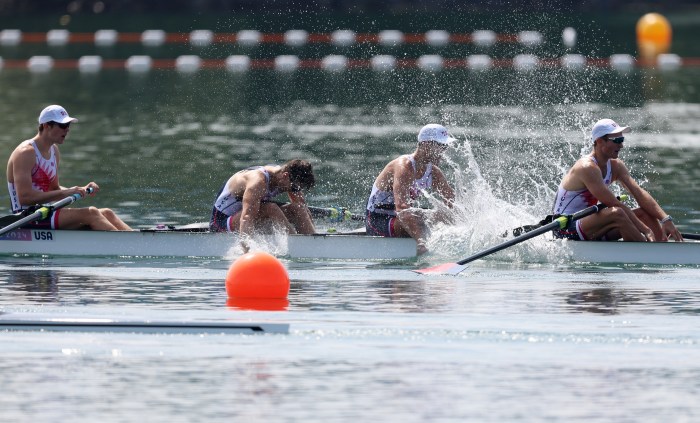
[0,0,697,15]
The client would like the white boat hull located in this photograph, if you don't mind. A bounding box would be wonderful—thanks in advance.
[0,228,240,257]
[0,228,417,260]
[288,233,416,260]
[1,227,697,265]
[559,239,700,265]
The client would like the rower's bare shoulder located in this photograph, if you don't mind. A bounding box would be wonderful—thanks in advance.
[9,141,35,160]
[13,139,34,152]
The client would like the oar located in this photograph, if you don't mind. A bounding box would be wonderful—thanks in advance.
[272,201,365,222]
[414,197,627,275]
[307,205,365,222]
[0,188,92,237]
[681,233,700,241]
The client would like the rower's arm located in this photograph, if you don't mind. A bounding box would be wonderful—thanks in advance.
[579,164,653,239]
[431,166,455,208]
[393,160,427,245]
[286,190,315,234]
[288,190,306,205]
[393,160,414,213]
[616,165,665,220]
[238,177,266,240]
[10,147,76,205]
[616,164,683,241]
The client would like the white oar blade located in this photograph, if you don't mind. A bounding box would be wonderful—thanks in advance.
[413,262,467,275]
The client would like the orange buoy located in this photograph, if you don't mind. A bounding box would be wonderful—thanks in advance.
[225,251,290,299]
[636,13,672,59]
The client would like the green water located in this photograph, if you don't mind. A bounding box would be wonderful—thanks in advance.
[1,66,699,229]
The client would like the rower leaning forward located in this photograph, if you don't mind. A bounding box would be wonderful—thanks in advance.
[210,159,316,252]
[365,124,456,255]
[552,118,682,242]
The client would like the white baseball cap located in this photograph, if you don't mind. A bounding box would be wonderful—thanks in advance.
[591,118,630,142]
[417,124,457,145]
[38,105,78,125]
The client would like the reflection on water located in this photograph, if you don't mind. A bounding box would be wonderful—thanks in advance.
[2,269,61,303]
[3,264,700,317]
[565,287,700,315]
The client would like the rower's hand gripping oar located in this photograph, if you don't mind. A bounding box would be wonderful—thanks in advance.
[414,195,628,275]
[0,188,93,237]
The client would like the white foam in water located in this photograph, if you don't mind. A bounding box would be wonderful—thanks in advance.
[426,141,508,259]
[225,55,250,72]
[321,55,348,72]
[237,30,261,46]
[331,29,355,46]
[467,54,492,70]
[609,54,635,71]
[175,55,201,73]
[472,30,496,47]
[378,30,404,46]
[657,53,681,71]
[125,55,152,72]
[561,54,585,70]
[284,30,308,47]
[562,27,577,48]
[189,30,213,47]
[46,29,69,46]
[141,29,165,47]
[0,29,22,46]
[94,29,117,46]
[27,56,53,73]
[426,135,557,264]
[518,31,543,47]
[417,54,443,71]
[78,55,102,73]
[371,55,396,71]
[425,30,450,47]
[274,55,299,72]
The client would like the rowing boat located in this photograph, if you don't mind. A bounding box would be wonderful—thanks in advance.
[0,226,417,260]
[0,225,697,264]
[0,313,289,334]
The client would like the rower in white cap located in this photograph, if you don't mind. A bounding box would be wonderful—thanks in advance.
[551,118,682,242]
[365,124,456,255]
[6,105,131,231]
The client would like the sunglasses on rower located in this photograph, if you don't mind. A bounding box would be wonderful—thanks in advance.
[49,121,71,129]
[605,136,625,144]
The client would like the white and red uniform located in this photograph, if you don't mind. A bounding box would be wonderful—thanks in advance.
[7,140,61,228]
[365,154,433,237]
[552,156,612,240]
[209,166,282,232]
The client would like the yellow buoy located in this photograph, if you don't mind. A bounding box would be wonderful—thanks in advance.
[636,13,672,59]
